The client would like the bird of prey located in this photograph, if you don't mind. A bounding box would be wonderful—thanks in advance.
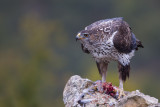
[76,17,143,96]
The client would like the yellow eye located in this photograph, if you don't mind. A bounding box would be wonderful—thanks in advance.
[84,34,89,37]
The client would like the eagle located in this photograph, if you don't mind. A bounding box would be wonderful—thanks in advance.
[76,17,143,96]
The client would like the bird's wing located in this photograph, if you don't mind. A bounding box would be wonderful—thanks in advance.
[113,19,137,53]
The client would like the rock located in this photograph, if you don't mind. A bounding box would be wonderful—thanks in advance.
[63,75,160,107]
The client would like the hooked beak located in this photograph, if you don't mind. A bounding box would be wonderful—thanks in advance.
[76,33,84,41]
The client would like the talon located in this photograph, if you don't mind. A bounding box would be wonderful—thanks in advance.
[94,80,104,93]
[117,88,125,99]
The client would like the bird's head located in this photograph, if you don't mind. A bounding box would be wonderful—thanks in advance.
[76,30,90,42]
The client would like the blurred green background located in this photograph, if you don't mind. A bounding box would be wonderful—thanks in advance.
[0,0,160,107]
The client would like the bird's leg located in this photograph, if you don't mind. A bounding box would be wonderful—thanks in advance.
[119,76,123,90]
[117,73,125,99]
[96,61,108,92]
[116,62,130,99]
[102,69,107,83]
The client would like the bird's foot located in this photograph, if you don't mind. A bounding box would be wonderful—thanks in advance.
[115,88,125,99]
[94,80,104,93]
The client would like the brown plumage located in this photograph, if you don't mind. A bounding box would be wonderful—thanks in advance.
[76,17,143,90]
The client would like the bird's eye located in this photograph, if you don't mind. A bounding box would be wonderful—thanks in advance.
[84,34,89,37]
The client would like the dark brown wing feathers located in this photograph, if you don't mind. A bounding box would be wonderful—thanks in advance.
[113,20,143,53]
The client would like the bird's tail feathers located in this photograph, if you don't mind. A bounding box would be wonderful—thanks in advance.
[135,39,144,50]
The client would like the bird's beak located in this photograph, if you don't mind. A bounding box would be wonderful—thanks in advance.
[76,33,84,41]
